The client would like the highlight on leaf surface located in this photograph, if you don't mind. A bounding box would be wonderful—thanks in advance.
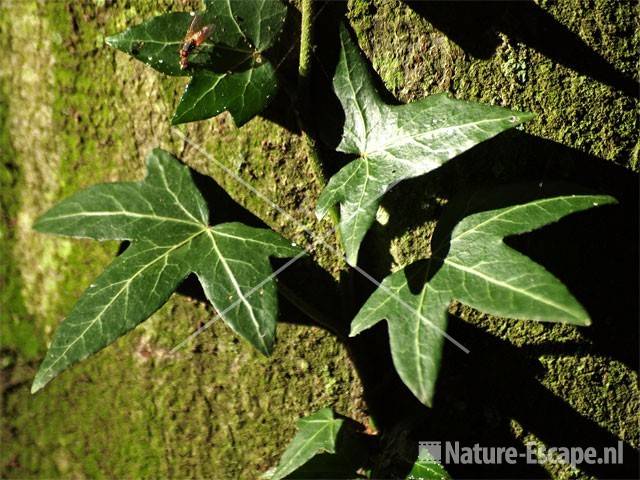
[266,408,371,480]
[407,455,451,480]
[106,0,287,126]
[31,148,302,393]
[350,192,617,407]
[316,24,534,266]
[268,408,344,480]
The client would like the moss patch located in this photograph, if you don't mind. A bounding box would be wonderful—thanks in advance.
[347,0,638,477]
[1,1,362,478]
[1,0,637,478]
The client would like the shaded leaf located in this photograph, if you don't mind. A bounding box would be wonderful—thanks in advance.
[105,12,195,76]
[316,25,533,265]
[31,149,301,393]
[106,0,287,126]
[171,63,277,126]
[269,408,344,480]
[407,457,450,480]
[350,194,616,406]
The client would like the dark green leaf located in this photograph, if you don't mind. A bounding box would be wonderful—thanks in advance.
[105,12,194,76]
[106,0,287,126]
[408,444,450,480]
[350,194,616,406]
[269,408,344,480]
[407,458,450,480]
[203,0,288,52]
[316,25,533,265]
[171,64,277,126]
[31,149,301,393]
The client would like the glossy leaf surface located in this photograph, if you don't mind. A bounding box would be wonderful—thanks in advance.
[316,26,533,265]
[351,194,616,406]
[269,408,344,480]
[106,0,287,126]
[32,149,301,393]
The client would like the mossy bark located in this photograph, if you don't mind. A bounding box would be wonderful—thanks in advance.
[1,0,637,479]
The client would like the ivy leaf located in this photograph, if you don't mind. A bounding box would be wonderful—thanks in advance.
[171,64,277,126]
[31,149,301,393]
[350,194,616,406]
[106,0,287,126]
[105,12,195,76]
[316,25,533,265]
[269,408,344,480]
[407,458,450,480]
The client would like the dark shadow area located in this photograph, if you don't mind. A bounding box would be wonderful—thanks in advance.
[406,0,639,98]
[259,3,305,134]
[412,317,640,479]
[165,8,638,479]
[349,134,639,477]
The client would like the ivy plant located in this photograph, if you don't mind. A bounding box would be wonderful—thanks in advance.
[268,408,450,479]
[350,193,615,406]
[29,0,620,477]
[106,0,287,126]
[268,408,346,480]
[316,26,532,265]
[31,149,301,393]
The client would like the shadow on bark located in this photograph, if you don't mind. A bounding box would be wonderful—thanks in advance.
[159,2,638,477]
[406,0,639,98]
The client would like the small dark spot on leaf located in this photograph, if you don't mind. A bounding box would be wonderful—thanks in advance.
[131,41,144,55]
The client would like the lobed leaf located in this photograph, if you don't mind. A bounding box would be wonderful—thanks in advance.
[316,25,533,265]
[31,149,302,393]
[350,194,617,406]
[171,64,277,126]
[269,408,344,480]
[407,459,451,480]
[106,0,287,126]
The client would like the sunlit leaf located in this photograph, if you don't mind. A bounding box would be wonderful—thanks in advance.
[316,25,533,265]
[269,409,344,480]
[350,193,616,406]
[31,149,302,393]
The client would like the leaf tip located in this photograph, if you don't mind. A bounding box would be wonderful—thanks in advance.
[30,374,47,394]
[32,217,45,233]
[344,248,359,268]
[104,35,116,48]
[420,394,434,409]
[104,32,127,52]
[33,212,55,234]
[518,111,535,122]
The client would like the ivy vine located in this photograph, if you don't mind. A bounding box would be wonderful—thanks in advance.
[31,0,616,478]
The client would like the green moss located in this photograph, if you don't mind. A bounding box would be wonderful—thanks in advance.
[1,0,637,478]
[347,0,638,168]
[0,46,39,360]
[347,0,638,477]
[1,1,361,478]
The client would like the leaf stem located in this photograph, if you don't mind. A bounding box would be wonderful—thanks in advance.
[298,0,313,86]
[296,0,351,331]
[297,0,340,230]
